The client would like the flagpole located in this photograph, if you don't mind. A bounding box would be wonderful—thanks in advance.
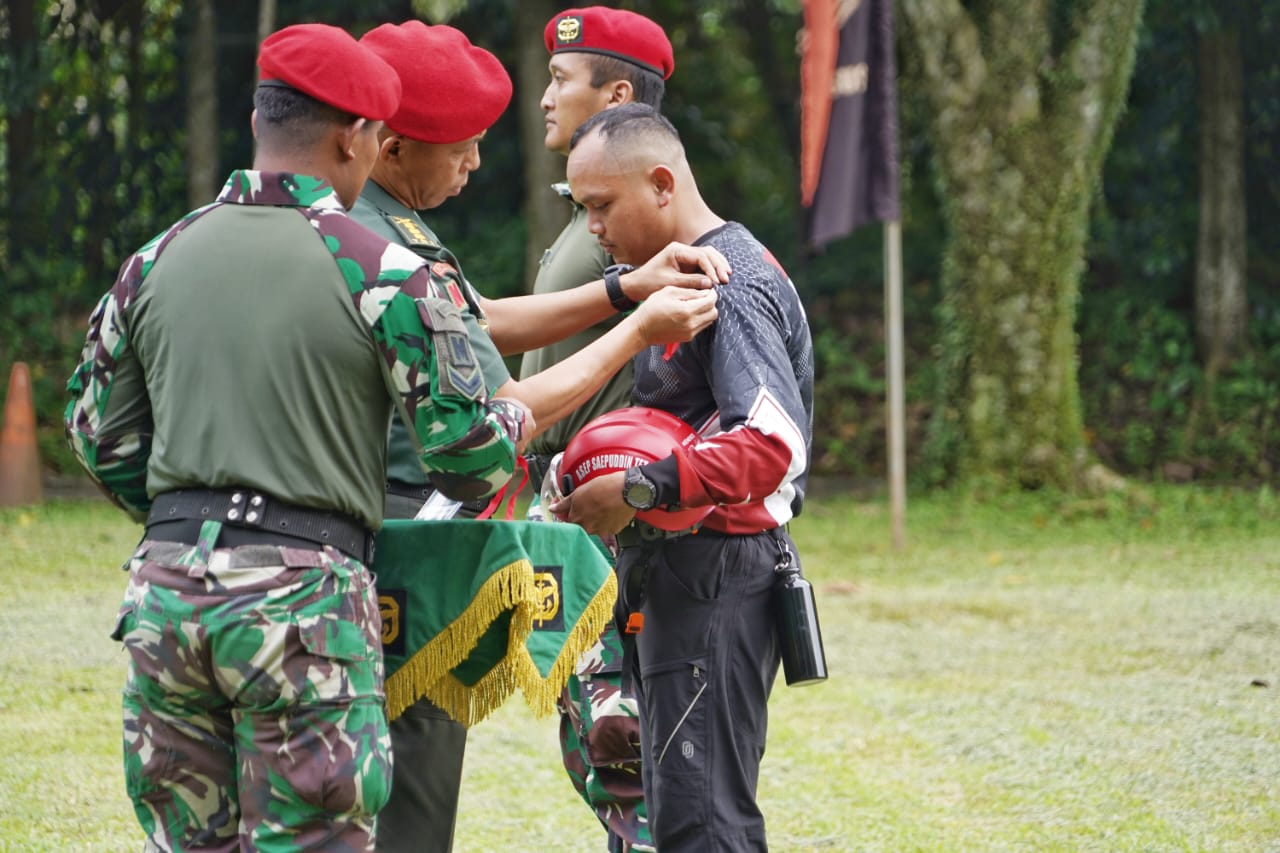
[884,219,906,549]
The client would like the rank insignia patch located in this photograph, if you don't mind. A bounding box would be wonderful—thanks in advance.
[388,216,439,250]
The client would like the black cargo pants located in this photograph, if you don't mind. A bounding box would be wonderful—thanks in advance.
[616,528,785,853]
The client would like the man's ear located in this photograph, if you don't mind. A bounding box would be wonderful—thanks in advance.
[379,134,401,161]
[650,164,676,205]
[250,108,259,140]
[607,79,634,106]
[337,118,367,161]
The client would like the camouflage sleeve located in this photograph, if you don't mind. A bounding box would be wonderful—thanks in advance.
[64,206,218,520]
[373,279,523,500]
[64,255,156,522]
[328,216,521,502]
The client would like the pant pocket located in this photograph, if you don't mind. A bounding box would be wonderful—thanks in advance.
[643,659,711,846]
[645,659,710,772]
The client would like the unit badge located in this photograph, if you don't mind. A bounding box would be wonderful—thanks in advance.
[556,16,583,45]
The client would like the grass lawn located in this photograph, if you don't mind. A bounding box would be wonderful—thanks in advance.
[1,485,1277,852]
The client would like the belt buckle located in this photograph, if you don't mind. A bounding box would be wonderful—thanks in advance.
[635,519,700,541]
[637,521,667,542]
[226,490,268,528]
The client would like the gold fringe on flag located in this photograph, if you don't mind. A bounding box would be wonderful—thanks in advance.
[384,559,534,721]
[516,571,618,717]
[375,519,617,727]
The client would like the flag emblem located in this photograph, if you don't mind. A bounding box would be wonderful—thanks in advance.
[532,565,564,631]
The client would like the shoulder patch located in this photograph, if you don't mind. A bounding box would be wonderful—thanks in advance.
[419,297,485,400]
[387,215,440,250]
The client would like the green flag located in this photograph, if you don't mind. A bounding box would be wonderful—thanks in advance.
[373,519,616,726]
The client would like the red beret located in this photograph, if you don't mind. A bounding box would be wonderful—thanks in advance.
[544,7,674,80]
[257,23,401,121]
[360,22,513,145]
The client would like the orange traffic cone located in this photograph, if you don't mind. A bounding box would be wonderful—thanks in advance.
[0,361,44,507]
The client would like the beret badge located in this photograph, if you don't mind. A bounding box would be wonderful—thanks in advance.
[556,16,583,45]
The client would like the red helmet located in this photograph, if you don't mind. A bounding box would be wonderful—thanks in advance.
[560,406,713,531]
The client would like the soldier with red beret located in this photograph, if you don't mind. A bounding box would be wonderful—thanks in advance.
[66,22,531,851]
[518,8,679,852]
[348,20,725,853]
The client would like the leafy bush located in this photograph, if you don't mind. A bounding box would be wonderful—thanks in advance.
[1079,287,1280,481]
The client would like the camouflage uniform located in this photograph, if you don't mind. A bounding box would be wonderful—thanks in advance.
[66,171,521,851]
[521,190,651,853]
[115,537,388,852]
[558,624,652,851]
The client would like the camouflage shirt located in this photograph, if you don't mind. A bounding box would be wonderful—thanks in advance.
[65,170,523,529]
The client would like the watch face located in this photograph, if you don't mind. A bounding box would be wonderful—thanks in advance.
[624,469,657,510]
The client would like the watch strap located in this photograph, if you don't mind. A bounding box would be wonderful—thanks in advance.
[604,264,638,313]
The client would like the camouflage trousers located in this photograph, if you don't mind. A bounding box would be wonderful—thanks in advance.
[528,489,651,851]
[558,623,653,853]
[112,528,392,852]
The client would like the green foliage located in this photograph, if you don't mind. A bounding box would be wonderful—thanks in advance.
[1079,287,1280,479]
[0,255,95,474]
[1079,0,1280,484]
[810,322,884,477]
[5,0,1279,490]
[3,0,186,477]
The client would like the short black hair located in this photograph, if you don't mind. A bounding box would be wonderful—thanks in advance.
[569,102,680,152]
[253,83,359,148]
[584,54,666,111]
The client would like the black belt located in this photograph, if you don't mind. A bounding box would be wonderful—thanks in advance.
[614,519,700,550]
[385,480,489,516]
[385,480,436,502]
[145,488,374,563]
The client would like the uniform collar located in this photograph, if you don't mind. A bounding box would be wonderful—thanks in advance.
[359,178,406,214]
[216,170,347,212]
[361,179,446,241]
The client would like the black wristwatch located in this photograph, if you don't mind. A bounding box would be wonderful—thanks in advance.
[621,466,658,511]
[603,263,638,313]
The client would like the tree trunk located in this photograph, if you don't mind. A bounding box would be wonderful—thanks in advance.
[1194,27,1247,378]
[125,0,145,160]
[735,0,800,167]
[257,0,276,51]
[515,0,570,292]
[901,0,1145,490]
[186,0,219,208]
[4,0,38,272]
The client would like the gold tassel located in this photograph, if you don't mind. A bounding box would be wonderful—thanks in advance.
[516,571,618,717]
[383,529,620,725]
[385,558,534,721]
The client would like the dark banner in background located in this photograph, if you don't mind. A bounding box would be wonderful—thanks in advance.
[802,0,901,248]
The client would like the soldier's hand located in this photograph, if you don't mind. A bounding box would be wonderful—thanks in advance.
[549,470,636,536]
[630,286,718,345]
[620,243,731,302]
